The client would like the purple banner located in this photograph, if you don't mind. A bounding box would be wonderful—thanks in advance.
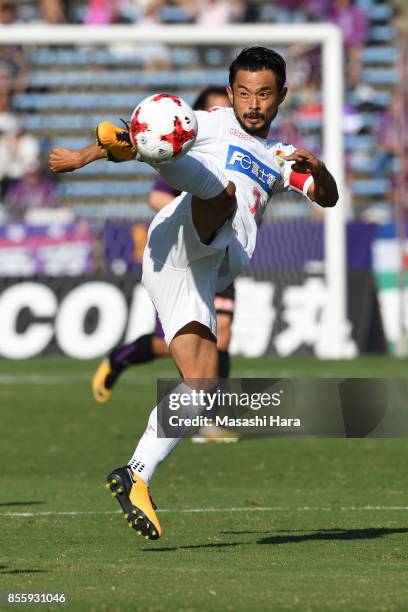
[0,223,94,276]
[103,220,375,274]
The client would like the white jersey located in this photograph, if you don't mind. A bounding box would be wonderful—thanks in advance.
[192,106,313,258]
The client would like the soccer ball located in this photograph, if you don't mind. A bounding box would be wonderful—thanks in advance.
[129,93,197,164]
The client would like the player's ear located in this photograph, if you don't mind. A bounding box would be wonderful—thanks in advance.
[278,87,287,105]
[226,85,234,106]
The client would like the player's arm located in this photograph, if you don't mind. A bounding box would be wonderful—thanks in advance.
[49,121,137,174]
[284,148,338,207]
[49,143,106,173]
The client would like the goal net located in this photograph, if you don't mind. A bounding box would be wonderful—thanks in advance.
[0,24,353,360]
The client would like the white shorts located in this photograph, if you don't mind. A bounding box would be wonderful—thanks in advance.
[142,192,250,345]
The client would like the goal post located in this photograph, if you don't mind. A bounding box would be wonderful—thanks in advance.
[0,23,348,358]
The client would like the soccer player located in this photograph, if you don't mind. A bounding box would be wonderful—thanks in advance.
[92,87,237,437]
[49,46,338,541]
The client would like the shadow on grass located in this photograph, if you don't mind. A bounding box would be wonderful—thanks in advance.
[221,530,269,535]
[143,542,243,552]
[0,566,49,575]
[142,527,408,552]
[0,501,45,507]
[258,527,408,545]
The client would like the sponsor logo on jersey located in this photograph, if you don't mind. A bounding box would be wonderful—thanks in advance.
[229,127,255,142]
[274,149,285,168]
[225,145,280,195]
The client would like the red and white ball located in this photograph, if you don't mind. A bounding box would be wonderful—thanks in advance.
[129,93,197,164]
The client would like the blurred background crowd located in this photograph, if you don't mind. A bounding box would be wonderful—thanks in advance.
[0,0,406,272]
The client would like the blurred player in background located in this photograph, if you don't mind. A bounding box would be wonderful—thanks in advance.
[92,85,239,443]
[49,46,338,542]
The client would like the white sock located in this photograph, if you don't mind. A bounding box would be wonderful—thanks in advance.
[128,406,179,485]
[128,383,208,484]
[155,151,229,200]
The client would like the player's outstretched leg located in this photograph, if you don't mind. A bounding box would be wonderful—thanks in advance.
[107,324,218,541]
[106,163,237,540]
[105,465,161,540]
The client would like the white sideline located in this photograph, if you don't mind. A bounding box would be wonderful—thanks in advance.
[0,370,358,385]
[0,506,408,518]
[0,373,159,385]
[0,372,294,385]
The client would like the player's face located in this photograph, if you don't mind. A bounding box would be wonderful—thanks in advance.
[227,69,287,137]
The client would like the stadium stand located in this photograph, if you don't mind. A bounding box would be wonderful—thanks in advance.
[0,0,401,224]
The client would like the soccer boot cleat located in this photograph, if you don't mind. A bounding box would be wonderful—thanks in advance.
[96,120,138,162]
[106,466,162,541]
[191,424,240,444]
[92,357,122,404]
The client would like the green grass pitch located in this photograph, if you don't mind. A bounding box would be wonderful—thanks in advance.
[1,356,408,611]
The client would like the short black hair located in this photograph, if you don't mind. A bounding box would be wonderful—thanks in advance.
[193,86,228,111]
[229,46,286,91]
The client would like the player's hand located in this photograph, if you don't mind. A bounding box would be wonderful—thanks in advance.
[284,148,325,175]
[49,147,81,173]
